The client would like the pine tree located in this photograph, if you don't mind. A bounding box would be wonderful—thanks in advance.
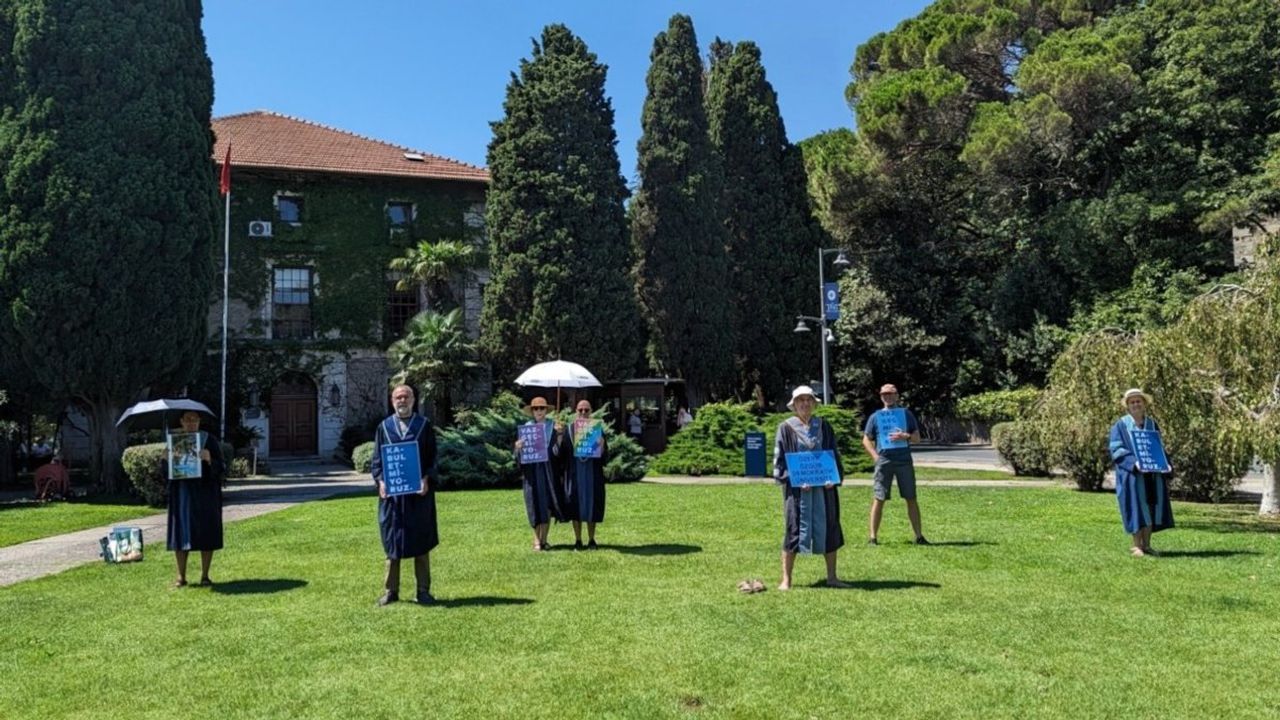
[0,0,217,490]
[480,24,641,384]
[707,39,823,405]
[631,14,736,406]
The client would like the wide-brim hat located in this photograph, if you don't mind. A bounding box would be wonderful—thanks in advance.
[525,396,550,414]
[787,385,821,411]
[1121,388,1153,409]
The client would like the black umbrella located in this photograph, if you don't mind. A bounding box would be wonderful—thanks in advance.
[116,399,218,432]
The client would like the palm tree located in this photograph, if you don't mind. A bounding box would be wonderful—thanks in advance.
[388,239,476,310]
[387,309,482,426]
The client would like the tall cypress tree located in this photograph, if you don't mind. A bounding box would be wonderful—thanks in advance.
[0,0,217,490]
[707,39,823,405]
[631,14,735,406]
[480,24,640,384]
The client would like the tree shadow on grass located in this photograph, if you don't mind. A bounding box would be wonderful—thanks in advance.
[600,543,702,556]
[1154,549,1261,559]
[808,579,942,591]
[435,596,534,608]
[211,579,308,595]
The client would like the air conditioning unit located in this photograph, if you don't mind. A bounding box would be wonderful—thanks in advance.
[248,221,273,238]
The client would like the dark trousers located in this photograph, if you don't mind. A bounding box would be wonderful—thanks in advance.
[385,554,430,595]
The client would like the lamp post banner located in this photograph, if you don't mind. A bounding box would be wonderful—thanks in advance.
[823,283,840,320]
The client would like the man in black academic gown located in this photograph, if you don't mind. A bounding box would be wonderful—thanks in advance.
[371,384,439,606]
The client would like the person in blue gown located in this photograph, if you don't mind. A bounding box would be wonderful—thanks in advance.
[773,386,848,590]
[1109,388,1175,557]
[514,396,568,551]
[371,384,439,605]
[565,399,606,550]
[166,411,224,588]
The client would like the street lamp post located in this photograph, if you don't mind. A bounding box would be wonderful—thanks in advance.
[794,247,850,404]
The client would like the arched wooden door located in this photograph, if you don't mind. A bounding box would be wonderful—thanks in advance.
[269,372,317,456]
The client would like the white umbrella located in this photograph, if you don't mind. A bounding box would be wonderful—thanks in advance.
[116,399,218,432]
[514,360,602,410]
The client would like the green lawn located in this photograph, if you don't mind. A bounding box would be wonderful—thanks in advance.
[0,495,153,547]
[2,484,1277,719]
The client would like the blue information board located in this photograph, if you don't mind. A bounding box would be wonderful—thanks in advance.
[823,283,840,320]
[874,408,909,451]
[380,441,423,496]
[518,423,549,465]
[785,450,841,487]
[1130,429,1172,474]
[744,431,767,477]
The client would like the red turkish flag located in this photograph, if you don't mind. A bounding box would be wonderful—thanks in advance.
[218,144,231,196]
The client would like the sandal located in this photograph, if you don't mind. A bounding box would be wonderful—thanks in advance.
[198,578,213,587]
[750,579,766,593]
[1130,547,1146,557]
[737,580,754,593]
[172,579,188,588]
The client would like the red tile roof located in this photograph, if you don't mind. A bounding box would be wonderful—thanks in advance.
[212,110,488,183]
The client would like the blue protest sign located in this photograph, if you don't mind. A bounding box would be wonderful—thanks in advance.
[744,431,767,477]
[1130,429,1172,474]
[380,440,423,496]
[518,422,549,465]
[823,282,840,320]
[785,449,841,487]
[875,408,909,450]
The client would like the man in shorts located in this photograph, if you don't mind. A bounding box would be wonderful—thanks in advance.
[861,384,929,546]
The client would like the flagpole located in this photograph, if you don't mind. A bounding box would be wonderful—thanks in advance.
[220,186,230,441]
[219,145,232,441]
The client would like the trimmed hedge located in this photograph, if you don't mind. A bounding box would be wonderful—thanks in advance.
[352,442,375,474]
[649,401,873,476]
[991,421,1051,476]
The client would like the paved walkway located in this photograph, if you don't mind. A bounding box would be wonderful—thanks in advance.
[0,461,368,588]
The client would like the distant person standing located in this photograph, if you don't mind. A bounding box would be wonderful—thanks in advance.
[1109,388,1174,557]
[166,411,224,587]
[676,406,693,430]
[371,384,439,605]
[514,396,568,551]
[566,400,607,549]
[774,385,848,590]
[862,384,929,546]
[628,407,643,439]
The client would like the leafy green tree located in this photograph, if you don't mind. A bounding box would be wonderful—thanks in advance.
[0,0,217,490]
[631,15,735,406]
[388,239,475,310]
[480,24,641,384]
[388,309,482,427]
[707,38,823,405]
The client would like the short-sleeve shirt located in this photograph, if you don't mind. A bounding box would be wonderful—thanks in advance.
[863,407,919,461]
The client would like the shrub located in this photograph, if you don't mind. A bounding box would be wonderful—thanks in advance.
[649,401,872,476]
[956,388,1042,424]
[991,421,1050,476]
[352,442,376,474]
[122,443,167,506]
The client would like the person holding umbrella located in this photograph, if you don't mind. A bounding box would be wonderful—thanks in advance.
[514,396,569,551]
[118,399,225,588]
[167,410,225,588]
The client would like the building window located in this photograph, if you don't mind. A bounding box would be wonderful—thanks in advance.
[387,201,415,228]
[386,281,419,339]
[272,267,312,340]
[276,194,304,225]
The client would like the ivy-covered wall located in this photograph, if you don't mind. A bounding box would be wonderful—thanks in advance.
[217,169,486,348]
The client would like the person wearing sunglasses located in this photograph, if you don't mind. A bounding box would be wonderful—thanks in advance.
[565,400,607,549]
[514,397,569,551]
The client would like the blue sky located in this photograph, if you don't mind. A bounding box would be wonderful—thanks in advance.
[204,1,931,182]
